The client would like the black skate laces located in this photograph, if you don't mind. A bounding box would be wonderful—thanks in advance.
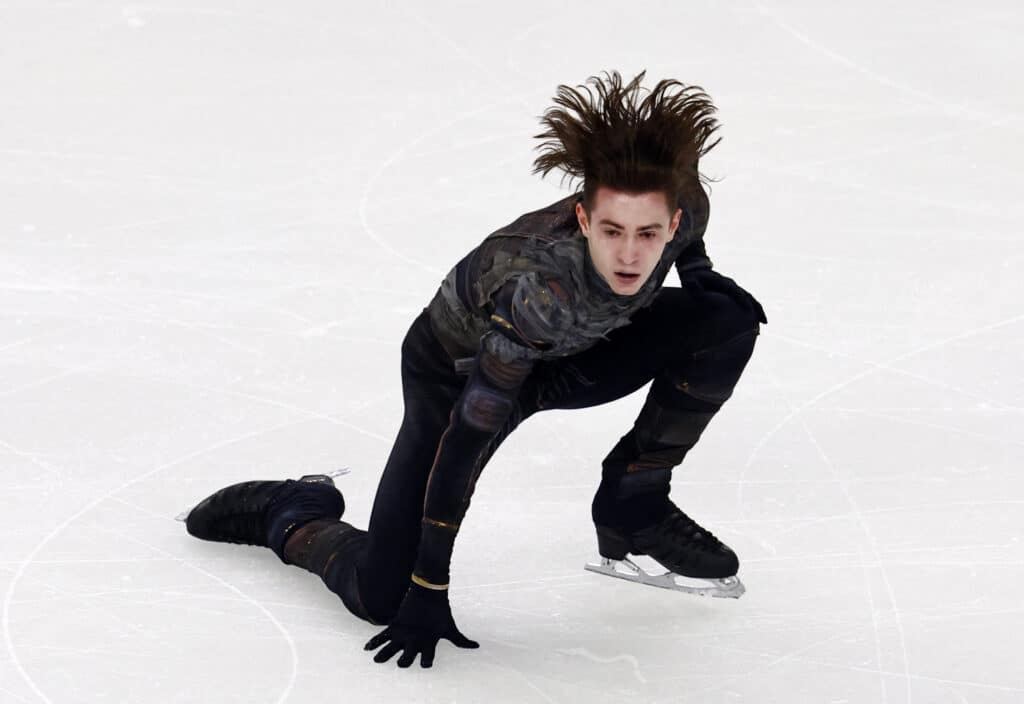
[206,481,290,544]
[663,509,722,551]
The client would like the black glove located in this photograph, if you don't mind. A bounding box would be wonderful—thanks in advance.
[363,582,479,668]
[682,268,767,325]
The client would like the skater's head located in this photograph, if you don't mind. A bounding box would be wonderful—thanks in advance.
[531,69,722,295]
[574,186,679,295]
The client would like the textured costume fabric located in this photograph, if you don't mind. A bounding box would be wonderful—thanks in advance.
[426,190,714,364]
[317,280,763,625]
[288,184,766,624]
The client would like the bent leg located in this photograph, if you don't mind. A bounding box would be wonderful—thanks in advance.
[526,285,764,529]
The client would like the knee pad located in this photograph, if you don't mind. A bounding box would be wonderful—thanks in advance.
[635,396,718,450]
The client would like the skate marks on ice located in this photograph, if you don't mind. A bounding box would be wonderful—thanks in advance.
[751,0,1019,128]
[737,311,1024,702]
[746,365,905,704]
[3,418,319,704]
[554,647,648,685]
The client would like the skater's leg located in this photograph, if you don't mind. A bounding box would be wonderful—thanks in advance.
[183,307,528,624]
[357,315,538,621]
[281,518,380,624]
[355,309,468,623]
[281,308,536,625]
[520,283,763,584]
[590,285,762,529]
[233,358,458,628]
[522,284,763,528]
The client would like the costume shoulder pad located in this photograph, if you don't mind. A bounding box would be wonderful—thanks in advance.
[489,272,573,353]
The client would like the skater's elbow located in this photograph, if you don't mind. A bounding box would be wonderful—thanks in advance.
[456,334,535,433]
[459,384,516,433]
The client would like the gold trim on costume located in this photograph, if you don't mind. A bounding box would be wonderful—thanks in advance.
[627,461,667,472]
[490,314,513,329]
[422,517,460,531]
[490,313,547,347]
[411,574,449,591]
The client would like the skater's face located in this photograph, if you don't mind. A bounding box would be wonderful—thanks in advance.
[575,186,682,296]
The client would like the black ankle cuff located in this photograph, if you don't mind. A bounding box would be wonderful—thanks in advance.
[594,495,674,531]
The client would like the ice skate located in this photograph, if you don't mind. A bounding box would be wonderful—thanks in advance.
[177,468,349,563]
[585,507,745,598]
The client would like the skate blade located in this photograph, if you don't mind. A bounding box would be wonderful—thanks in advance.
[298,466,350,484]
[174,467,351,522]
[584,556,745,599]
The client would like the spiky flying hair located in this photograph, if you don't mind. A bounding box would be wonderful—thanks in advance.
[531,69,722,218]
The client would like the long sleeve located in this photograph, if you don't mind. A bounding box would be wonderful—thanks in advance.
[410,273,571,590]
[676,238,712,278]
[674,176,714,281]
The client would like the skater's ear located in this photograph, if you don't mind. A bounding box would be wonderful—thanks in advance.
[575,201,591,237]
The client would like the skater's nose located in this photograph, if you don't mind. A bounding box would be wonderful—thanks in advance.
[617,238,641,267]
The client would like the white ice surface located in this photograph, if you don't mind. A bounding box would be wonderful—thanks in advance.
[2,1,1022,702]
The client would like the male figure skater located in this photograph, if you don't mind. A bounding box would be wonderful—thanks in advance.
[182,69,767,669]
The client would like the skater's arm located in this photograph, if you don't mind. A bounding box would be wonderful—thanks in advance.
[674,174,714,280]
[363,325,536,668]
[363,275,569,666]
[410,330,535,589]
[672,182,767,325]
[411,272,571,589]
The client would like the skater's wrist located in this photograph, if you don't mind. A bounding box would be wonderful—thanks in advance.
[412,518,456,586]
[410,573,449,591]
[397,579,453,621]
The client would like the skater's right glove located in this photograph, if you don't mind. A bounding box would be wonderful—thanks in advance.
[363,581,479,668]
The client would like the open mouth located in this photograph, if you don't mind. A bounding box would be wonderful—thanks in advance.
[615,272,640,284]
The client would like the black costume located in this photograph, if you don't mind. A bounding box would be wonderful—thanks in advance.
[278,184,767,627]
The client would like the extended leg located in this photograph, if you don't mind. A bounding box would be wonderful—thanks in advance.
[281,518,380,624]
[269,309,533,625]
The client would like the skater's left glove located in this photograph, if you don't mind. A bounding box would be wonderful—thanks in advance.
[364,581,479,668]
[682,269,767,325]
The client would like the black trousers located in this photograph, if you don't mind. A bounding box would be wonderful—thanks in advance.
[325,284,763,625]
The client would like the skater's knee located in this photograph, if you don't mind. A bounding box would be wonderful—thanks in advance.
[702,288,763,340]
[458,345,532,433]
[669,326,759,407]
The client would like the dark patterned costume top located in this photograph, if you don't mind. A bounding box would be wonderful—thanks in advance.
[426,188,713,367]
[411,185,715,591]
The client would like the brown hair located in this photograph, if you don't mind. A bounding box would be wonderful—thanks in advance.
[531,69,722,218]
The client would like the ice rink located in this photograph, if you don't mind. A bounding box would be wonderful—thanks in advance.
[2,1,1022,702]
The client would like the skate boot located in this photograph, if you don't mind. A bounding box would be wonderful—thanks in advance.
[182,471,346,564]
[586,505,745,599]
